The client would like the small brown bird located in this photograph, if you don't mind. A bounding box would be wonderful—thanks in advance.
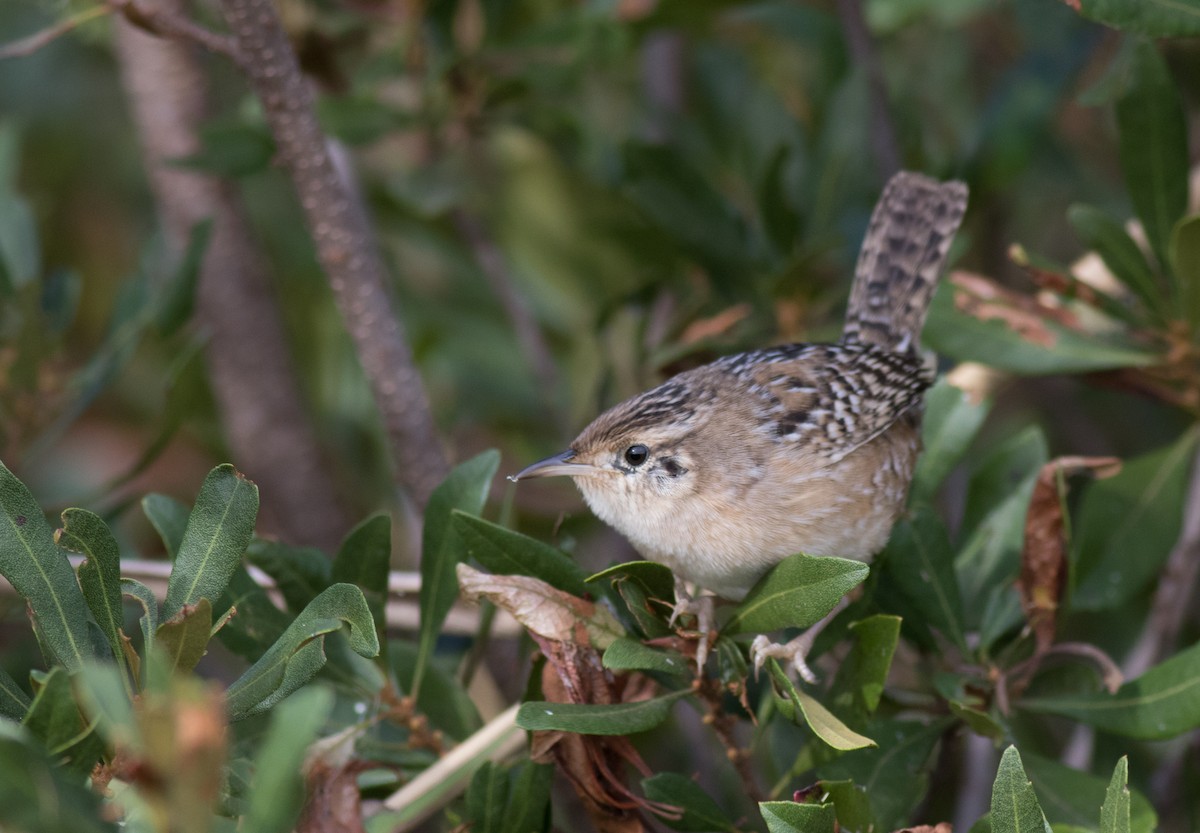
[512,171,968,678]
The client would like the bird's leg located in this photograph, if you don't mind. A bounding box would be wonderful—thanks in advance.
[750,596,851,684]
[669,576,716,671]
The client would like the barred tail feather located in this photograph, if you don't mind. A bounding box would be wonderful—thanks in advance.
[841,171,969,354]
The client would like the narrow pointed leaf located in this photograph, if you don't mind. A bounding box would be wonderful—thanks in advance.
[1076,0,1200,36]
[0,459,92,670]
[226,583,379,720]
[881,506,967,651]
[121,578,159,653]
[515,689,688,735]
[57,509,124,663]
[1101,757,1132,833]
[1170,214,1200,328]
[991,746,1051,833]
[724,553,868,635]
[155,598,213,675]
[246,539,331,613]
[0,666,29,720]
[0,722,116,833]
[827,615,901,725]
[1116,40,1189,270]
[767,660,875,750]
[1019,754,1152,833]
[603,637,688,676]
[453,511,589,596]
[163,465,259,620]
[142,493,189,558]
[1067,204,1164,319]
[760,801,837,833]
[912,377,991,501]
[414,451,499,698]
[332,513,391,633]
[643,772,739,832]
[21,668,81,753]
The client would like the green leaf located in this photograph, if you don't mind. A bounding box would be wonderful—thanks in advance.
[75,662,138,750]
[246,539,331,613]
[155,219,210,336]
[155,598,213,675]
[57,509,124,664]
[143,493,189,558]
[163,464,260,620]
[0,459,93,671]
[225,583,379,720]
[1078,0,1200,39]
[1073,431,1197,610]
[1067,204,1164,320]
[924,284,1157,375]
[767,660,875,750]
[1020,754,1152,833]
[0,722,116,833]
[760,801,837,833]
[414,451,499,698]
[724,554,868,635]
[990,746,1051,833]
[911,377,992,502]
[389,640,482,741]
[332,513,391,634]
[465,760,553,833]
[827,615,900,725]
[1021,640,1200,740]
[1116,40,1189,271]
[1101,757,1133,833]
[587,560,675,602]
[21,668,83,755]
[643,772,739,832]
[820,780,876,833]
[121,577,160,654]
[241,686,333,833]
[453,511,589,596]
[818,718,949,831]
[880,506,967,651]
[0,666,29,721]
[602,637,688,676]
[211,565,290,661]
[515,689,688,735]
[1169,213,1200,328]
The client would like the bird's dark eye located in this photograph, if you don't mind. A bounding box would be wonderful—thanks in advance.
[623,444,649,467]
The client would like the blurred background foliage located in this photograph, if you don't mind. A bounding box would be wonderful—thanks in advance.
[2,0,1200,829]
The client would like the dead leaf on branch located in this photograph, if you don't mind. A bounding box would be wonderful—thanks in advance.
[1018,455,1121,653]
[949,271,1078,348]
[456,563,677,831]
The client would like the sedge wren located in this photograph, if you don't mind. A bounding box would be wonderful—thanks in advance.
[512,171,968,678]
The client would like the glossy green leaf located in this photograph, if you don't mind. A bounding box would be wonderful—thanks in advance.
[515,689,688,735]
[0,666,29,721]
[1078,0,1200,35]
[1021,754,1152,833]
[155,219,210,336]
[880,506,966,651]
[767,660,875,750]
[1170,214,1200,328]
[643,772,739,832]
[226,583,379,720]
[0,459,93,671]
[155,598,213,675]
[453,511,589,596]
[142,493,189,558]
[1073,431,1197,610]
[163,464,260,620]
[57,509,124,663]
[827,615,900,725]
[912,377,991,502]
[1116,40,1189,270]
[819,719,948,830]
[724,554,868,635]
[990,746,1050,833]
[332,513,391,634]
[602,637,688,676]
[1021,640,1200,739]
[0,722,115,833]
[1101,757,1133,833]
[414,450,499,699]
[760,801,837,833]
[246,539,331,613]
[924,285,1157,375]
[1067,204,1164,319]
[241,686,333,833]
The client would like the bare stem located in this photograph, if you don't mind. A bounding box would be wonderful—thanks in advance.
[109,0,239,59]
[0,5,112,59]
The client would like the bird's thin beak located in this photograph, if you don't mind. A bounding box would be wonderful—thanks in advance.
[508,450,600,482]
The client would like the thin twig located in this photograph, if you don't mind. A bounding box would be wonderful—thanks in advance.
[108,0,239,60]
[0,5,112,59]
[214,0,449,507]
[833,0,901,179]
[694,677,762,804]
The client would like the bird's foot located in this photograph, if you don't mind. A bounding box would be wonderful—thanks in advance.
[669,578,715,672]
[750,632,819,684]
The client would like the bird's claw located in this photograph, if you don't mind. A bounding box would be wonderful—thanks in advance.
[750,633,819,684]
[670,579,715,672]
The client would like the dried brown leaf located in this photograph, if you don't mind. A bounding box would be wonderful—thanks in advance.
[1019,456,1122,651]
[950,271,1082,348]
[297,759,368,833]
